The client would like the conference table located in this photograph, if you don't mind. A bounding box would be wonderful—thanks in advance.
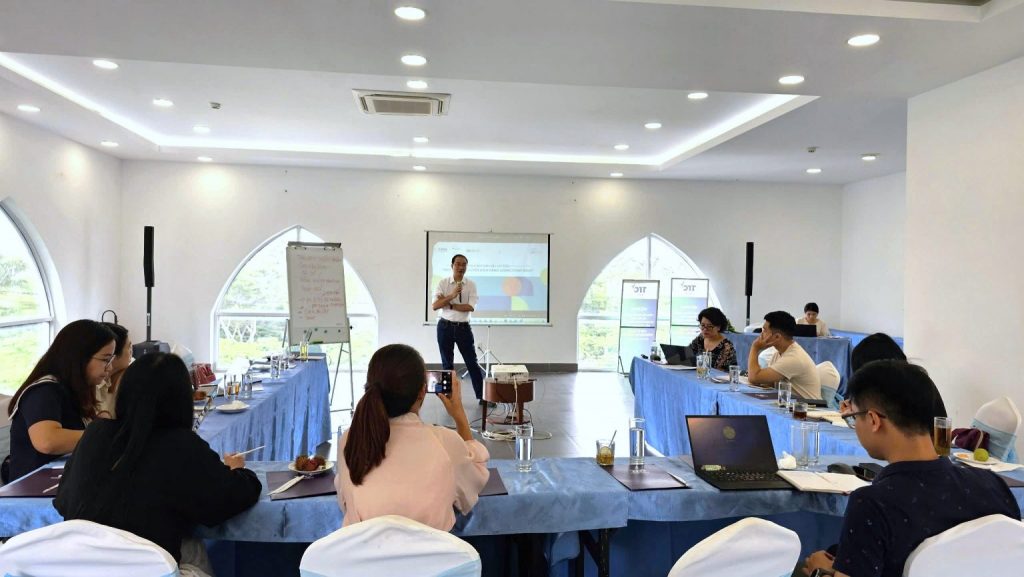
[831,329,905,350]
[630,357,867,457]
[196,358,332,461]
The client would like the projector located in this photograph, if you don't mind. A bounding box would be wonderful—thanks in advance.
[491,364,529,382]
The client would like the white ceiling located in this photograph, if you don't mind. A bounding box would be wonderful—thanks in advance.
[1,0,1023,184]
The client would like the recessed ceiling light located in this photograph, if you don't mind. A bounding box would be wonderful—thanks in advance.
[848,34,880,48]
[413,165,427,171]
[413,136,429,144]
[861,153,879,162]
[100,140,119,148]
[610,172,624,178]
[401,54,427,67]
[644,122,662,130]
[779,75,805,86]
[153,98,174,108]
[92,59,119,70]
[687,92,709,100]
[806,168,822,174]
[193,125,211,134]
[614,144,630,151]
[406,80,429,90]
[197,156,213,162]
[17,104,40,113]
[394,6,426,21]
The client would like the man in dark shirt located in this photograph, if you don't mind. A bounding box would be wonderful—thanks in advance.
[801,361,1021,577]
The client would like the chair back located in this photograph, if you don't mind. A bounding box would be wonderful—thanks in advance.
[299,515,481,577]
[903,514,1024,577]
[972,397,1021,462]
[816,362,841,409]
[667,517,800,577]
[0,519,179,577]
[757,348,775,369]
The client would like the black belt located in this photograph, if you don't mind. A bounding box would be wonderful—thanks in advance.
[440,318,470,326]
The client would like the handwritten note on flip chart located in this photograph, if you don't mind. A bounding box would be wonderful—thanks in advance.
[286,242,350,344]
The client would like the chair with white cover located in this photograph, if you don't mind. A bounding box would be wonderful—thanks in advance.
[667,517,801,577]
[903,514,1024,577]
[972,397,1021,463]
[743,323,763,334]
[0,519,179,577]
[816,361,841,409]
[299,515,481,577]
[757,347,775,369]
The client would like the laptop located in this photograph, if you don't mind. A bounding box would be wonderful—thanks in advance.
[793,324,818,338]
[686,415,793,490]
[660,343,697,366]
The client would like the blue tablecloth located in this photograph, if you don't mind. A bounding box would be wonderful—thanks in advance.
[198,360,331,461]
[831,329,905,350]
[631,358,867,457]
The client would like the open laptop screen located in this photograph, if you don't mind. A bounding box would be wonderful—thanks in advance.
[686,415,778,472]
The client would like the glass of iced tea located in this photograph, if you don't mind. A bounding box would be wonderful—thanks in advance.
[793,401,808,420]
[933,416,953,456]
[596,439,615,466]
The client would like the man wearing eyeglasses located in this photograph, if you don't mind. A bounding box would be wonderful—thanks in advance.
[748,311,821,400]
[800,361,1020,577]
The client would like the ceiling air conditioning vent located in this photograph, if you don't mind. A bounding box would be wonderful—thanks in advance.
[353,90,450,116]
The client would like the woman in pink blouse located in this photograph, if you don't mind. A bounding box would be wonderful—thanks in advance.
[335,344,490,531]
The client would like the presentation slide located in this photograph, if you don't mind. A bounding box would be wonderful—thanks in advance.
[426,231,550,325]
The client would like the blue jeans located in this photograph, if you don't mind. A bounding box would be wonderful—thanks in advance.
[437,319,485,399]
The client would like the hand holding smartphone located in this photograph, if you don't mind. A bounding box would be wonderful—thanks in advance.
[426,370,454,397]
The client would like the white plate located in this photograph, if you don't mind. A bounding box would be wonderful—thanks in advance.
[216,402,250,413]
[953,451,1004,466]
[288,460,334,476]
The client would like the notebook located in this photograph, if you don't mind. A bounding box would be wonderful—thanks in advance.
[776,470,870,494]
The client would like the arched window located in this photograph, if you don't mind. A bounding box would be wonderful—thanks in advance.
[577,234,721,371]
[0,202,57,394]
[212,226,378,373]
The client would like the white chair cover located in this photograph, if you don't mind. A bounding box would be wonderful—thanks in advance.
[972,397,1021,462]
[667,517,801,577]
[816,362,841,409]
[903,514,1024,577]
[299,515,481,577]
[743,323,763,334]
[758,348,775,369]
[0,519,179,577]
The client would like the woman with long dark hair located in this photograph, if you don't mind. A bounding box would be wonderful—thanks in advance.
[336,344,489,530]
[95,322,132,419]
[55,352,261,576]
[6,319,116,481]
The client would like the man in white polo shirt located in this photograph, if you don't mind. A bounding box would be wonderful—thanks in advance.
[432,254,488,406]
[747,310,821,400]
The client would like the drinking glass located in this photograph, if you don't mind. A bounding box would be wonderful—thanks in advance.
[777,381,792,410]
[728,365,741,392]
[629,417,646,470]
[596,439,615,466]
[791,422,816,468]
[793,401,808,420]
[515,424,534,472]
[933,416,953,457]
[809,422,821,466]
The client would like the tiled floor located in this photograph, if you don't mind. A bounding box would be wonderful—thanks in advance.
[329,372,636,459]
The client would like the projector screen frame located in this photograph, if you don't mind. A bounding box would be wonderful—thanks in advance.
[423,230,552,327]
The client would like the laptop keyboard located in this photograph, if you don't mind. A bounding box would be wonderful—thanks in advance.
[703,470,778,482]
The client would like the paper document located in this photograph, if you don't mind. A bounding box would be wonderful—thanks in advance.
[777,471,869,494]
[664,365,697,371]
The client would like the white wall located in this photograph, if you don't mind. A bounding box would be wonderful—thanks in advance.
[118,161,843,365]
[906,54,1024,452]
[0,113,121,324]
[840,172,906,336]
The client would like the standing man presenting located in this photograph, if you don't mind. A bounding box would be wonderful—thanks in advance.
[432,254,489,406]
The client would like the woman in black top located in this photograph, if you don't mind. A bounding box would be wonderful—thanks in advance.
[688,307,738,372]
[55,352,261,573]
[5,320,116,482]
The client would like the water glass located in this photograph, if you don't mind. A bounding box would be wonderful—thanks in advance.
[270,355,280,379]
[629,417,646,471]
[777,381,792,410]
[596,439,615,466]
[791,421,817,468]
[728,365,741,391]
[809,422,821,466]
[240,373,253,400]
[515,424,534,472]
[696,353,709,380]
[933,416,953,457]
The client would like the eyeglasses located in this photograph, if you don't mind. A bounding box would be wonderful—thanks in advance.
[92,354,116,368]
[699,323,717,330]
[839,409,888,428]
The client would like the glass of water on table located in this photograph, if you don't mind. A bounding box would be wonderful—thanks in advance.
[515,424,534,472]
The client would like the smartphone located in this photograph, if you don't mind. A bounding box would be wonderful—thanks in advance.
[426,370,453,396]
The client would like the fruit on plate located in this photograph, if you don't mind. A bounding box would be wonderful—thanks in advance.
[973,448,990,462]
[293,454,326,472]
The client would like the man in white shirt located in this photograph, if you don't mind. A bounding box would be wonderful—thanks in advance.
[431,254,488,405]
[747,311,822,400]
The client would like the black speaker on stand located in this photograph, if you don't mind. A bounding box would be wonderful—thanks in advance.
[133,226,169,359]
[744,242,754,327]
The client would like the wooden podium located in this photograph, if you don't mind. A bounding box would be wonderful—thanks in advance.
[481,377,535,432]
